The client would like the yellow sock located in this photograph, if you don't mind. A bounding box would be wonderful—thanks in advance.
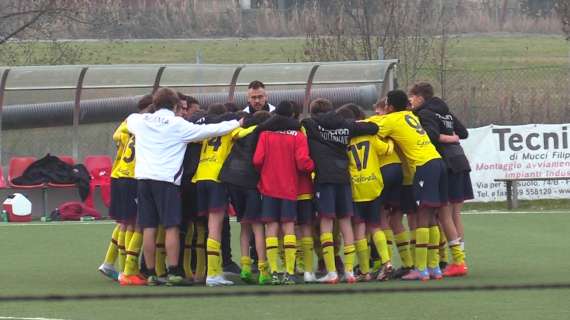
[439,228,449,264]
[383,229,394,261]
[278,238,285,273]
[258,260,270,276]
[295,238,304,273]
[123,231,143,276]
[125,230,133,253]
[395,231,413,268]
[195,224,206,279]
[284,234,297,275]
[301,237,314,273]
[343,244,356,273]
[372,230,390,264]
[240,256,252,273]
[415,228,429,271]
[118,229,126,272]
[320,232,336,273]
[410,229,416,266]
[449,238,465,264]
[266,237,279,273]
[155,226,166,277]
[103,224,120,265]
[428,226,440,268]
[206,238,221,277]
[183,223,194,278]
[355,238,370,275]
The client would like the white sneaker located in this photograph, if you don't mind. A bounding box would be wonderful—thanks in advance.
[98,263,119,281]
[317,272,339,284]
[206,275,234,287]
[341,271,357,283]
[304,272,318,283]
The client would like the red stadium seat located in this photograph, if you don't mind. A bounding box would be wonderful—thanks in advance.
[83,155,113,208]
[8,157,44,189]
[8,157,47,219]
[0,166,6,189]
[47,155,76,188]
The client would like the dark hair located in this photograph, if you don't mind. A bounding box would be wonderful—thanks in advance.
[309,98,333,116]
[340,103,365,120]
[137,94,153,111]
[153,88,180,110]
[253,110,271,122]
[409,82,434,100]
[207,103,227,116]
[292,101,303,119]
[387,90,410,111]
[336,105,356,120]
[224,101,240,113]
[186,96,200,106]
[275,100,297,118]
[248,80,265,90]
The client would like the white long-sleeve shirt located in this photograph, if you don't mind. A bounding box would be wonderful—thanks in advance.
[126,108,240,185]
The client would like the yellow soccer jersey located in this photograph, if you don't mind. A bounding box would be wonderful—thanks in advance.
[192,128,240,183]
[111,121,136,179]
[369,112,440,170]
[348,135,393,202]
[379,137,401,168]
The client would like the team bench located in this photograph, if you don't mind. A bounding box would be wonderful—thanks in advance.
[493,177,570,209]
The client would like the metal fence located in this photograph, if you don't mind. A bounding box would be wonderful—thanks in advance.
[418,65,570,128]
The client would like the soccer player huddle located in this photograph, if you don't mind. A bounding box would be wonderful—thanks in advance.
[97,80,473,287]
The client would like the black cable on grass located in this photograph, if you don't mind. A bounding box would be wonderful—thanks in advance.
[1,283,569,303]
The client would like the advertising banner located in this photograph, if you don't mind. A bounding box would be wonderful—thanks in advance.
[462,124,570,202]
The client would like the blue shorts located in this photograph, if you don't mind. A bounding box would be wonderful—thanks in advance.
[315,183,353,219]
[400,185,417,214]
[414,159,449,208]
[137,179,181,228]
[296,199,315,226]
[260,195,297,223]
[181,180,202,224]
[448,171,474,203]
[109,178,138,225]
[352,197,382,227]
[380,163,403,210]
[227,184,261,224]
[196,180,228,216]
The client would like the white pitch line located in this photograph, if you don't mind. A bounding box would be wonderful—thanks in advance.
[0,317,67,320]
[463,210,568,215]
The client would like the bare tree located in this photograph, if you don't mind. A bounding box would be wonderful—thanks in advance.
[554,0,570,39]
[0,0,88,65]
[302,0,449,88]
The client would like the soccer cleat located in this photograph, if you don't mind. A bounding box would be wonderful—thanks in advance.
[222,261,241,276]
[318,272,339,284]
[282,273,298,285]
[119,274,147,286]
[376,263,394,281]
[401,268,429,281]
[147,275,159,286]
[166,274,193,286]
[356,273,372,282]
[443,263,468,277]
[240,270,255,284]
[98,263,119,281]
[303,272,318,283]
[342,271,357,284]
[271,272,282,285]
[392,266,413,279]
[428,266,443,280]
[206,275,234,287]
[258,272,272,285]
